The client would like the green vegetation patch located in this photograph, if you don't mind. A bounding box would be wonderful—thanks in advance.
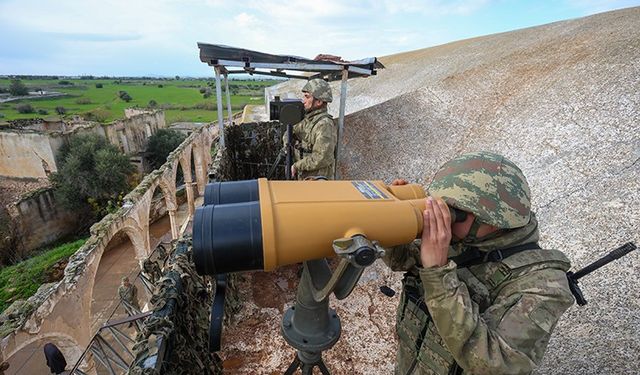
[0,77,279,123]
[0,238,86,313]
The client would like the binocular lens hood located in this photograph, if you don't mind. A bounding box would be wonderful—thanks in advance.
[193,201,263,275]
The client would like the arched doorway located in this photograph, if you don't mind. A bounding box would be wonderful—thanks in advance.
[89,229,143,333]
[4,334,82,375]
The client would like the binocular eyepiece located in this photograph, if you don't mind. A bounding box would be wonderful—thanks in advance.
[193,179,467,276]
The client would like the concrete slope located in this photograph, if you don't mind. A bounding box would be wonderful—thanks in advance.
[337,6,639,374]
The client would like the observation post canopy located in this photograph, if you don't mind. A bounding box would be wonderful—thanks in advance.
[197,43,384,177]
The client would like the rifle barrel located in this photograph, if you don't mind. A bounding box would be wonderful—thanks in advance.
[572,242,636,280]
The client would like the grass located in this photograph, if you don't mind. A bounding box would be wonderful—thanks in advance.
[0,238,87,313]
[0,78,278,123]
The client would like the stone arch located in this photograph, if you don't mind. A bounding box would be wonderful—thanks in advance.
[156,178,176,211]
[191,139,207,196]
[119,219,149,260]
[4,332,83,375]
[88,226,145,333]
[178,145,193,184]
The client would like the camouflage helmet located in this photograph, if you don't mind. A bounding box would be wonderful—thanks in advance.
[428,151,531,229]
[302,78,333,103]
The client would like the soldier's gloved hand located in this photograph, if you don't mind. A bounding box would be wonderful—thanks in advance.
[420,197,452,268]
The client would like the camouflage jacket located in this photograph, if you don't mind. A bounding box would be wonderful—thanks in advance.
[118,284,140,309]
[284,107,336,180]
[383,215,574,374]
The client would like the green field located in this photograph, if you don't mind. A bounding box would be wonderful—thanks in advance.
[0,238,87,313]
[0,77,279,124]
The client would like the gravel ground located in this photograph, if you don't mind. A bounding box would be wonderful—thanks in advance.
[222,7,640,374]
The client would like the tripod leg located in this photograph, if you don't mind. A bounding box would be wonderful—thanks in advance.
[284,355,301,375]
[301,364,314,375]
[317,359,331,375]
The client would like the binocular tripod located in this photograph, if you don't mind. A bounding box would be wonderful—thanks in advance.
[281,235,385,374]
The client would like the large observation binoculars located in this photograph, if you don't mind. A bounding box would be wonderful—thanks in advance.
[193,178,467,276]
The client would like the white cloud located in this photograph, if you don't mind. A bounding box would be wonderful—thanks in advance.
[377,0,490,15]
[234,12,259,27]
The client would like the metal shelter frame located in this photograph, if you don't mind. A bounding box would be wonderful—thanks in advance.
[197,43,384,179]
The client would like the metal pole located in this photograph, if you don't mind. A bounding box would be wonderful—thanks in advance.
[214,66,225,147]
[224,72,233,124]
[91,340,117,375]
[96,335,130,371]
[106,326,134,358]
[335,68,349,180]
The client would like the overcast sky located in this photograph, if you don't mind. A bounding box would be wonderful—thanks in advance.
[0,0,638,77]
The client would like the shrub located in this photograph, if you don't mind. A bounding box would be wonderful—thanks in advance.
[9,80,28,96]
[193,102,216,111]
[118,91,132,102]
[95,83,103,88]
[199,87,206,94]
[148,99,158,108]
[157,84,163,88]
[82,108,110,122]
[58,80,73,85]
[76,97,92,105]
[0,113,4,118]
[15,103,34,113]
[55,106,66,115]
[37,109,48,115]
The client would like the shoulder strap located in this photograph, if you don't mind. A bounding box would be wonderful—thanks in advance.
[451,242,542,269]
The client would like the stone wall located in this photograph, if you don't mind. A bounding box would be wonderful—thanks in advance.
[11,189,81,252]
[0,110,166,179]
[0,131,60,178]
[0,123,217,369]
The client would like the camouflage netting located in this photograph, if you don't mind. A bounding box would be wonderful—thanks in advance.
[128,122,289,374]
[127,238,222,375]
[217,121,287,181]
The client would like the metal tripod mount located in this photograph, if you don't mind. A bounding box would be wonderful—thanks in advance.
[282,235,385,375]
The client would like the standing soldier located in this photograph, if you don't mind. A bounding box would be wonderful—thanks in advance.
[118,276,141,316]
[284,78,337,180]
[384,151,574,374]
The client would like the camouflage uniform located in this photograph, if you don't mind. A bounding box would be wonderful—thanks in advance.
[383,152,574,374]
[284,79,337,180]
[118,277,141,315]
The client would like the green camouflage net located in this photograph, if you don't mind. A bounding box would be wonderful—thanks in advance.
[129,122,288,374]
[217,121,287,181]
[127,238,222,375]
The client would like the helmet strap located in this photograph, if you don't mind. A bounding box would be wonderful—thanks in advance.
[464,217,483,243]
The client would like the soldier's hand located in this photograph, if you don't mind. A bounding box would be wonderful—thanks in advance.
[420,197,451,268]
[391,179,409,186]
[291,165,297,178]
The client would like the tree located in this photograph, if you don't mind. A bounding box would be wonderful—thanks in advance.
[146,129,187,169]
[118,91,132,102]
[51,134,135,218]
[95,83,103,88]
[9,80,28,96]
[15,103,34,113]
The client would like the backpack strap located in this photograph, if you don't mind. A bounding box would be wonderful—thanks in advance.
[450,242,542,269]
